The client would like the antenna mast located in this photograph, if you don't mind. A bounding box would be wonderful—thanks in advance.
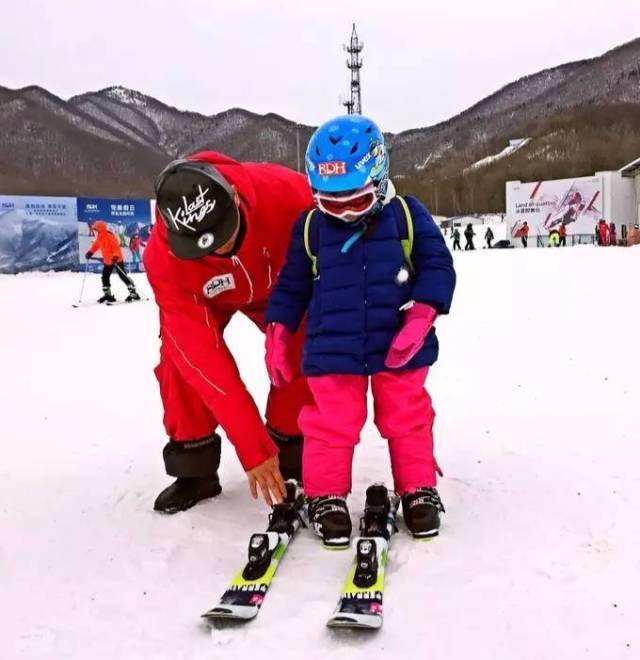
[342,24,363,114]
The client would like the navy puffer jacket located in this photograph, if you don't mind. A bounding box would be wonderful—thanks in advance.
[266,196,456,376]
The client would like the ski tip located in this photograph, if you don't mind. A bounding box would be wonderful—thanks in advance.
[327,615,383,630]
[201,606,259,622]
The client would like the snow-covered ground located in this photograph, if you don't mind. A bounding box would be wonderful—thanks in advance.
[2,246,639,660]
[465,138,532,172]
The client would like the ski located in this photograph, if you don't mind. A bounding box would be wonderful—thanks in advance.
[71,297,149,308]
[201,480,306,623]
[327,483,399,630]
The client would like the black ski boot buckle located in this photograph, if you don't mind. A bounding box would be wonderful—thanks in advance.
[353,538,379,589]
[242,532,279,581]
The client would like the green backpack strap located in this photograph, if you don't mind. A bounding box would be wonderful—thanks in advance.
[305,200,414,277]
[303,209,318,277]
[395,196,415,274]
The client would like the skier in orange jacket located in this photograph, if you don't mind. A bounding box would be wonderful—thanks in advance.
[85,220,141,303]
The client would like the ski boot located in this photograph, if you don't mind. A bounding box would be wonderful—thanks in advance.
[401,487,445,538]
[98,287,116,304]
[267,425,302,483]
[308,495,352,549]
[268,480,306,535]
[153,476,222,514]
[125,287,141,303]
[360,483,393,539]
[241,481,305,580]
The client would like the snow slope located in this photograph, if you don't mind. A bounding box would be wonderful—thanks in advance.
[1,247,639,660]
[465,138,531,172]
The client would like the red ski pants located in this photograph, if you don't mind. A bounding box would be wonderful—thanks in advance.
[155,308,311,443]
[299,367,437,497]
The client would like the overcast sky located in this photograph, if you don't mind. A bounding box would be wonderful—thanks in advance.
[3,0,638,133]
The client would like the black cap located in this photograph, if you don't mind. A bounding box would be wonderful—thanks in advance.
[155,159,240,259]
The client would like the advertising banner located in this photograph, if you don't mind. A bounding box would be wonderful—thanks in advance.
[508,176,603,239]
[0,195,78,274]
[77,198,152,272]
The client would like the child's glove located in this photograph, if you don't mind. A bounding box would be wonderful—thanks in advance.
[265,323,294,387]
[385,302,437,369]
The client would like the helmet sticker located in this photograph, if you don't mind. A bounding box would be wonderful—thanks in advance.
[318,161,347,176]
[163,185,216,233]
[354,141,386,173]
[369,145,388,179]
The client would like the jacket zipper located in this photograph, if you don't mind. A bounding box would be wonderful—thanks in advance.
[263,247,273,289]
[232,255,254,304]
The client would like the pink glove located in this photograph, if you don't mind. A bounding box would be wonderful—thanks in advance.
[385,302,437,369]
[265,323,294,387]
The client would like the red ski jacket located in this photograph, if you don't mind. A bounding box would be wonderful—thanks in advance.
[144,151,312,470]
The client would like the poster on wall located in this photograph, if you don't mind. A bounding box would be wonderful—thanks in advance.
[508,176,603,238]
[77,198,153,272]
[0,196,78,274]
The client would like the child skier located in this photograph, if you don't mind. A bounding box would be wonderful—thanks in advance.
[129,231,146,265]
[265,115,456,547]
[85,221,141,303]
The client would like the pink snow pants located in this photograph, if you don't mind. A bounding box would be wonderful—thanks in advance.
[299,367,436,497]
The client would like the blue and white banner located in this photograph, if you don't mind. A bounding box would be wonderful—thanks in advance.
[77,198,153,272]
[0,195,78,274]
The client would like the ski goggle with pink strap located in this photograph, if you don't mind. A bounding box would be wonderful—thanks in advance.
[314,183,378,223]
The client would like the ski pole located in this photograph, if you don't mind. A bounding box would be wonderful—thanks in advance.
[77,256,102,304]
[113,260,136,288]
[77,265,89,305]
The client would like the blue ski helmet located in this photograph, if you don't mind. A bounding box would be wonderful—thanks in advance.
[305,115,389,196]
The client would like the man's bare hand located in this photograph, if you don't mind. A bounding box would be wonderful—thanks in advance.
[246,455,286,506]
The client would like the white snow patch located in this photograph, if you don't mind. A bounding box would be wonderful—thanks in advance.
[1,248,639,659]
[465,138,531,172]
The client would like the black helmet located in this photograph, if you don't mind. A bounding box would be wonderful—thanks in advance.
[155,159,240,259]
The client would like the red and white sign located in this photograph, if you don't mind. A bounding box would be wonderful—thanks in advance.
[507,176,603,237]
[318,161,347,176]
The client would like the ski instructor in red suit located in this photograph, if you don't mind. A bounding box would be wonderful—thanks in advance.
[144,152,313,513]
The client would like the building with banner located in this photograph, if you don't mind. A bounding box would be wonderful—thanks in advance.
[77,197,153,273]
[0,195,153,274]
[506,167,637,247]
[0,196,79,274]
[619,156,640,244]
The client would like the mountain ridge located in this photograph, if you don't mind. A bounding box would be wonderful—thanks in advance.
[1,36,639,213]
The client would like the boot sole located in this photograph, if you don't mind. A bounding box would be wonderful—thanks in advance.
[153,484,222,514]
[411,528,439,540]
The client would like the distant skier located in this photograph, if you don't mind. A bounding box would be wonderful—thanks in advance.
[548,230,560,247]
[266,115,456,546]
[452,227,462,251]
[521,221,530,248]
[609,222,617,246]
[117,222,127,247]
[144,153,313,513]
[598,219,609,246]
[464,223,475,250]
[558,223,567,247]
[129,232,145,264]
[85,220,141,303]
[484,226,494,249]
